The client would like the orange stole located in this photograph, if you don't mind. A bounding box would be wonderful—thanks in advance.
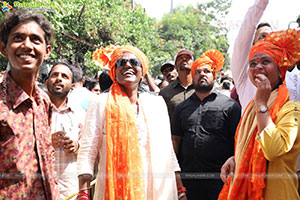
[218,84,289,200]
[105,82,145,200]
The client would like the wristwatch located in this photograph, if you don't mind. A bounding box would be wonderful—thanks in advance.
[257,105,268,113]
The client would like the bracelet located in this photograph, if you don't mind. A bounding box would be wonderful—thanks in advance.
[178,192,186,199]
[177,186,187,193]
[77,190,91,200]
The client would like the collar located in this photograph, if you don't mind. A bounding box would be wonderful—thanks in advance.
[4,73,43,109]
[172,78,193,89]
[193,89,218,101]
[51,97,74,114]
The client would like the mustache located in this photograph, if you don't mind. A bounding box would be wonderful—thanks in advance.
[198,76,207,81]
[53,81,62,85]
[52,82,64,87]
[179,65,191,71]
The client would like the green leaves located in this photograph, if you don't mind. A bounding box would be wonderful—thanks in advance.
[0,0,232,75]
[157,0,232,73]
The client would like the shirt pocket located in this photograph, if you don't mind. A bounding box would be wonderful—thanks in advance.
[202,108,224,130]
[0,121,24,187]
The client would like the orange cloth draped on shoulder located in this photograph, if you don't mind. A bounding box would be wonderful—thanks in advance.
[218,29,300,200]
[218,84,289,200]
[92,45,149,200]
[190,49,224,78]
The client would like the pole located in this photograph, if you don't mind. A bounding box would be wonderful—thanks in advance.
[170,0,173,13]
[131,0,134,9]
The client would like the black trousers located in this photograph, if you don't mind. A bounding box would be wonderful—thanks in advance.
[182,178,224,200]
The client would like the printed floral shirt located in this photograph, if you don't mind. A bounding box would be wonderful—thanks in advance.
[0,74,59,200]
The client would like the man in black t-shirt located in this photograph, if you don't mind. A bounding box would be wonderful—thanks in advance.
[172,50,241,200]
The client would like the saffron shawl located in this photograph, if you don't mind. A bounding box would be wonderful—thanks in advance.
[93,45,149,200]
[218,84,289,200]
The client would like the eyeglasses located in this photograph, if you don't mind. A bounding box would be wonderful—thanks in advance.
[116,58,141,68]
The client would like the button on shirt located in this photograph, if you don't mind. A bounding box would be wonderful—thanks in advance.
[0,74,58,200]
[172,91,241,173]
[51,102,86,199]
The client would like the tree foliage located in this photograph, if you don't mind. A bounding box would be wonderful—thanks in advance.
[158,0,232,73]
[0,0,232,76]
[41,0,161,76]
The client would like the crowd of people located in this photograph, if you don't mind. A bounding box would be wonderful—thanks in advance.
[0,0,300,199]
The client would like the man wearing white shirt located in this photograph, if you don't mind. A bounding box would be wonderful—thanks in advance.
[230,0,272,112]
[47,62,86,199]
[286,63,300,101]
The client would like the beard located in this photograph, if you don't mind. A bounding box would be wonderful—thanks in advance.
[194,79,214,93]
[177,61,192,71]
[179,64,191,71]
[50,89,69,96]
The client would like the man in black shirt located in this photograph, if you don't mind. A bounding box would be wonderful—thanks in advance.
[172,50,241,200]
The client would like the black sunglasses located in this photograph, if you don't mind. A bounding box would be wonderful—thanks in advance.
[116,58,141,68]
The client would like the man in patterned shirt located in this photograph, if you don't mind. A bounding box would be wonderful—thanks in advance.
[46,62,86,199]
[0,10,58,199]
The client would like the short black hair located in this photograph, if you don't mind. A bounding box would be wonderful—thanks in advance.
[84,77,98,91]
[256,22,272,30]
[71,63,83,83]
[0,9,54,46]
[99,70,113,91]
[220,76,229,84]
[222,81,231,90]
[83,75,93,87]
[47,62,74,82]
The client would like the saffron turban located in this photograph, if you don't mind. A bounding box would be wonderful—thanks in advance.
[191,49,224,78]
[92,45,149,82]
[249,29,300,80]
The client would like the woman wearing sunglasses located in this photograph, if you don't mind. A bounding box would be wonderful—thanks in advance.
[77,45,184,200]
[218,29,300,200]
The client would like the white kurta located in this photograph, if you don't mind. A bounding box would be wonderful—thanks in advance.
[77,92,180,200]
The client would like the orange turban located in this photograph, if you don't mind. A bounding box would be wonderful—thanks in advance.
[249,29,300,80]
[191,49,224,78]
[92,45,149,82]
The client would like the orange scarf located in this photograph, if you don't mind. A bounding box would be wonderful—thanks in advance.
[92,45,149,199]
[105,82,145,200]
[100,45,148,200]
[218,84,289,200]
